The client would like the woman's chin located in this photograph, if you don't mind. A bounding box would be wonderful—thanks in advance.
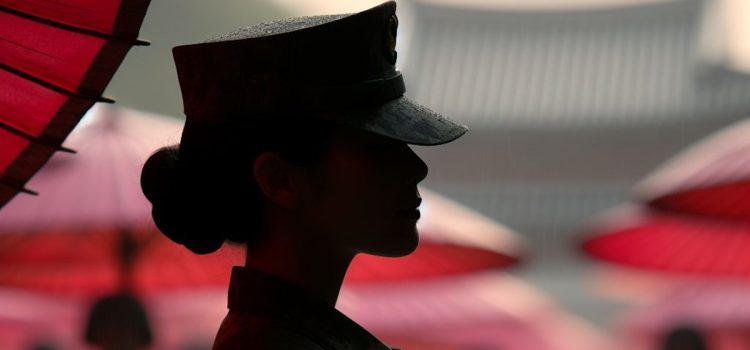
[365,228,419,257]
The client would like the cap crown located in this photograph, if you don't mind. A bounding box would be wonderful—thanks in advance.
[173,1,403,121]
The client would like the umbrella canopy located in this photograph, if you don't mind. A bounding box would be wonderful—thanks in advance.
[636,118,750,223]
[581,205,750,278]
[0,0,151,209]
[0,105,244,297]
[0,105,181,230]
[0,105,524,296]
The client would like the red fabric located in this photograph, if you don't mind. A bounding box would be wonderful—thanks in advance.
[651,180,750,223]
[582,210,750,277]
[0,11,106,93]
[0,69,69,137]
[0,0,150,208]
[0,0,122,34]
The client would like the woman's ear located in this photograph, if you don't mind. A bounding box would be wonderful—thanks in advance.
[253,152,301,208]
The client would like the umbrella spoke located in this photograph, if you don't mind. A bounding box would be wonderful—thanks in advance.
[0,0,152,208]
[0,5,148,45]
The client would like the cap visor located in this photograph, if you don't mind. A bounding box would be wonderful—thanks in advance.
[339,96,468,146]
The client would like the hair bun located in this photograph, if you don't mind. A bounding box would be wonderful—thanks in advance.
[141,146,224,254]
[141,146,180,206]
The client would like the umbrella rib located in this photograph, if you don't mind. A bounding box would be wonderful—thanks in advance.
[0,5,149,46]
[0,119,77,152]
[0,180,38,195]
[0,63,116,104]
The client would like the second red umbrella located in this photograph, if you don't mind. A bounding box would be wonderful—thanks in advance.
[636,118,750,223]
[581,205,750,278]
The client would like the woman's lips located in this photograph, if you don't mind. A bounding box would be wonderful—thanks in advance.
[396,208,421,219]
[396,197,422,219]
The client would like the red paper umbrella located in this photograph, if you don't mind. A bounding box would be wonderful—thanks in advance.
[581,205,750,278]
[0,105,524,297]
[0,105,246,297]
[636,118,750,223]
[0,0,151,209]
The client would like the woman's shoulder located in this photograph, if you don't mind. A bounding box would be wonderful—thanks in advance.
[213,312,327,350]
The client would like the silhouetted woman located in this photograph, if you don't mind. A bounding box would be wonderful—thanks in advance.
[140,2,467,349]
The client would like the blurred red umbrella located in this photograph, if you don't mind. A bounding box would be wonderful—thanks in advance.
[0,0,151,209]
[0,105,524,297]
[581,205,750,278]
[636,118,750,223]
[0,105,244,297]
[582,118,750,278]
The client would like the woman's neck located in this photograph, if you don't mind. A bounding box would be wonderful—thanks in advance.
[244,225,354,307]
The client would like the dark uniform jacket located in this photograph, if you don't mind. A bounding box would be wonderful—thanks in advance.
[213,266,398,350]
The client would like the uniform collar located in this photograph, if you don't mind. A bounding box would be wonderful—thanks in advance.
[227,266,395,350]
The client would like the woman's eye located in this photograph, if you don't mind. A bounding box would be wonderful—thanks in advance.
[365,142,401,152]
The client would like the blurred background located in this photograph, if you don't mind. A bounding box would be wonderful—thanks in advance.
[2,0,750,349]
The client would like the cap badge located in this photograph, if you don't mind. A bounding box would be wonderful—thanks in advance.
[386,15,398,65]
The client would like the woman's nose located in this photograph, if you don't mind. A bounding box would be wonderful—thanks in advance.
[406,146,428,184]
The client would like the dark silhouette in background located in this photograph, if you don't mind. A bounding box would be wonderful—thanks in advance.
[25,340,60,350]
[84,293,152,350]
[662,325,708,350]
